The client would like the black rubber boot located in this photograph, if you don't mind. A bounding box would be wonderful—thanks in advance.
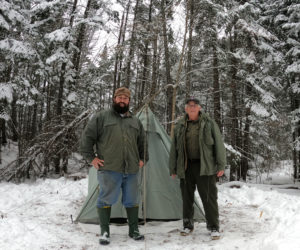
[126,207,144,240]
[97,207,111,245]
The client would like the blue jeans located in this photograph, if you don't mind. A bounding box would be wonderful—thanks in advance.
[97,170,140,208]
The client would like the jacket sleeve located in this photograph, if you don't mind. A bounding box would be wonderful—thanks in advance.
[211,119,226,171]
[169,130,177,175]
[137,119,149,162]
[80,113,101,163]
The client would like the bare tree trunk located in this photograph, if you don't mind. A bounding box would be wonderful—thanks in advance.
[72,0,91,80]
[291,93,299,180]
[57,0,79,116]
[185,0,194,99]
[114,2,130,92]
[117,2,130,89]
[229,30,239,181]
[138,0,153,107]
[170,0,189,138]
[125,0,140,88]
[161,0,173,133]
[149,33,158,109]
[11,93,18,141]
[212,43,221,130]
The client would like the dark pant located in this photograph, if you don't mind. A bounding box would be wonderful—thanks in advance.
[180,160,219,230]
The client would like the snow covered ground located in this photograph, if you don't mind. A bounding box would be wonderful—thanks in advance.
[1,157,300,249]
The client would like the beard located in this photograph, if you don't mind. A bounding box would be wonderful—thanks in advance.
[113,101,129,114]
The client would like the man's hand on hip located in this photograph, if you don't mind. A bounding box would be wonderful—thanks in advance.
[91,157,104,170]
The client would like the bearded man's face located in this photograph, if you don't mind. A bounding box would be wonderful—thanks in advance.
[113,94,130,114]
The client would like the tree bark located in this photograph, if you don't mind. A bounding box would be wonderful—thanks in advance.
[212,43,221,130]
[161,0,173,133]
[229,29,239,181]
[56,0,78,116]
[149,33,158,109]
[185,0,194,99]
[125,0,140,88]
[138,0,153,107]
[170,0,189,137]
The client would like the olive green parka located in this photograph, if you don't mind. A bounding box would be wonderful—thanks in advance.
[169,112,226,178]
[80,108,147,174]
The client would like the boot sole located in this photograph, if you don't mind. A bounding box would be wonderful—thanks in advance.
[99,240,110,245]
[180,229,194,236]
[130,235,145,241]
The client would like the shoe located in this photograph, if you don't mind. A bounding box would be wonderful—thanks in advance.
[126,207,144,241]
[211,229,220,240]
[180,227,194,236]
[99,232,110,245]
[129,230,145,240]
[97,207,111,245]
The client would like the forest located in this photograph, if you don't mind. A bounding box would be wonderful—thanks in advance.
[0,0,299,182]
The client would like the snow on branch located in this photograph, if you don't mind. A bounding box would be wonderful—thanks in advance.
[0,83,13,103]
[0,39,36,57]
[0,109,92,182]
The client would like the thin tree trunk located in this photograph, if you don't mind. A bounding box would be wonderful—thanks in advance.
[170,0,189,138]
[185,0,194,99]
[57,0,78,116]
[212,42,221,130]
[114,3,130,92]
[149,33,158,109]
[291,94,298,180]
[117,2,130,89]
[138,0,153,107]
[125,0,140,88]
[116,11,125,89]
[229,30,239,181]
[161,0,173,133]
[11,93,18,141]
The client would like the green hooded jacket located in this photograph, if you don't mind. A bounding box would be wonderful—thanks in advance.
[80,108,147,174]
[169,112,226,178]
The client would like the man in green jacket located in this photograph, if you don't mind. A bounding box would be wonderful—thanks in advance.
[169,97,226,240]
[80,87,147,245]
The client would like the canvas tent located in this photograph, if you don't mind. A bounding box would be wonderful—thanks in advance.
[75,107,205,224]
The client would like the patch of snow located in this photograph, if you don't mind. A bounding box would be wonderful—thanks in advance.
[67,92,77,103]
[286,62,300,74]
[0,15,9,30]
[251,103,270,117]
[0,83,13,103]
[45,27,70,43]
[0,39,35,57]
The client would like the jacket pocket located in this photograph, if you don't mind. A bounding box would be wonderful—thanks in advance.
[203,123,214,145]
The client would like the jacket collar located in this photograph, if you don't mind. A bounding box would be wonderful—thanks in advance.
[177,112,208,126]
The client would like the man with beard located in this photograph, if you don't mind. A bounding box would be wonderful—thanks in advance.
[80,87,148,245]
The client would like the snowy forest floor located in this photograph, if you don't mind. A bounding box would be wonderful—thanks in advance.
[0,143,300,250]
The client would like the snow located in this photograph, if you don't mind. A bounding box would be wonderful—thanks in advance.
[0,83,13,103]
[274,14,288,24]
[251,103,270,117]
[45,28,71,43]
[66,92,77,103]
[224,143,242,157]
[0,15,9,30]
[31,0,61,13]
[1,158,299,250]
[46,48,66,65]
[0,39,35,57]
[286,62,300,74]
